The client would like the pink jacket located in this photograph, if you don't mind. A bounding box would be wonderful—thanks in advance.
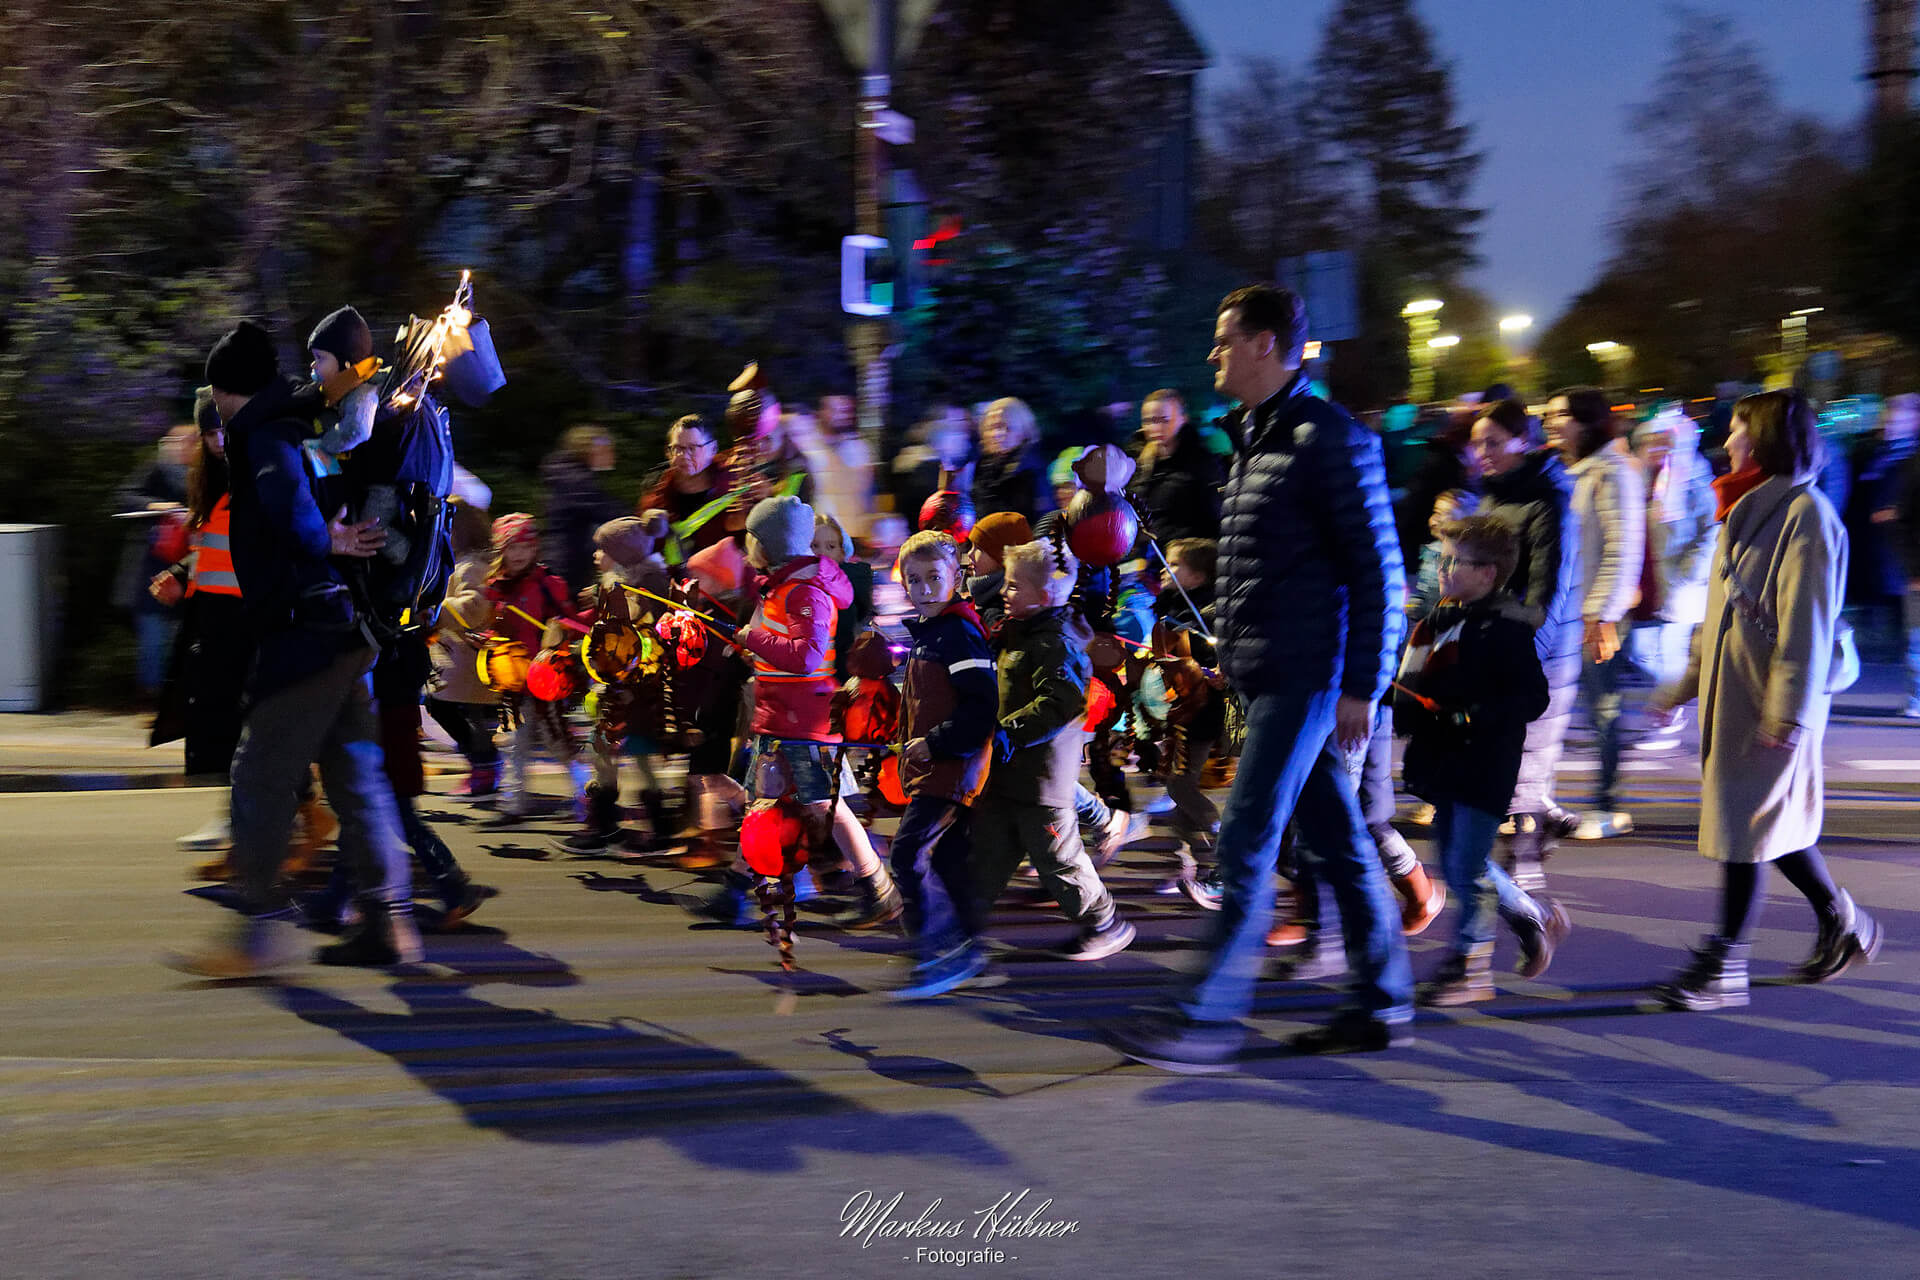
[737,555,853,741]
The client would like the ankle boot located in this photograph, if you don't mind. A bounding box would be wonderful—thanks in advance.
[1419,943,1494,1007]
[1504,895,1572,979]
[317,900,424,967]
[831,869,903,930]
[1389,863,1447,936]
[283,798,338,878]
[1795,890,1884,983]
[1656,934,1749,1011]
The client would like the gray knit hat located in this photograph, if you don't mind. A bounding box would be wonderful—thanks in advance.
[745,494,816,563]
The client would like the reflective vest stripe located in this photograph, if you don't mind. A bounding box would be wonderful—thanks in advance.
[749,579,836,681]
[188,498,242,597]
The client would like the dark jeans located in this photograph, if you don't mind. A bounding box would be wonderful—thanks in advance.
[1579,627,1631,810]
[1433,798,1537,952]
[889,795,978,962]
[1178,687,1412,1026]
[425,696,500,767]
[228,647,409,913]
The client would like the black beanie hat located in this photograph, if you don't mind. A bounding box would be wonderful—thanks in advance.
[307,305,374,365]
[204,321,280,396]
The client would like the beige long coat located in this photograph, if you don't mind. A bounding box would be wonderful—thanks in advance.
[1668,474,1847,863]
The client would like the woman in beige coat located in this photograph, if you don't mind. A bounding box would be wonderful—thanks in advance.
[1649,390,1882,1010]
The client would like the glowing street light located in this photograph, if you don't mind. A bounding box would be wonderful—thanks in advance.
[1402,298,1445,317]
[1585,340,1621,354]
[1428,334,1460,348]
[1403,299,1445,400]
[1499,314,1534,333]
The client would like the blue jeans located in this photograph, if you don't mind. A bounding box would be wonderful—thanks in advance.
[1177,688,1412,1026]
[888,795,976,962]
[1433,798,1537,952]
[1579,628,1630,810]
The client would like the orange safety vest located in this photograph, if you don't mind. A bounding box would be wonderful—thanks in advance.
[749,576,837,684]
[188,496,242,597]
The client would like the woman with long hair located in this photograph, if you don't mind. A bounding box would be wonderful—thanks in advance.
[1648,390,1883,1009]
[150,390,258,861]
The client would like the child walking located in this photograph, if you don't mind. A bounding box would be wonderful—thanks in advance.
[427,500,503,796]
[972,539,1135,963]
[1395,515,1571,1004]
[886,531,1000,998]
[484,512,587,817]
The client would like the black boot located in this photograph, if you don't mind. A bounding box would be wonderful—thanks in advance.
[316,899,424,967]
[1655,935,1749,1011]
[1795,890,1883,983]
[556,783,621,855]
[632,788,674,852]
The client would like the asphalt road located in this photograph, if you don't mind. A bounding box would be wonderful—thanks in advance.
[1,719,1917,1279]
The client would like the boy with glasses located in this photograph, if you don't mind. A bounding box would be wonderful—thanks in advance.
[1395,516,1571,1004]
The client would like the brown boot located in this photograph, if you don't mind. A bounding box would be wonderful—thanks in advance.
[671,830,732,870]
[1266,886,1310,947]
[1390,863,1447,936]
[283,798,338,878]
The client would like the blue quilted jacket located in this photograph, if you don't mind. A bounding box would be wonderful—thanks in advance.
[1216,375,1404,702]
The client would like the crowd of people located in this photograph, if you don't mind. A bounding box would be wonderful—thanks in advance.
[152,282,1910,1073]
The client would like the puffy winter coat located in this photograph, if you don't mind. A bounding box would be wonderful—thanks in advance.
[1215,375,1404,702]
[1133,428,1223,543]
[986,605,1094,808]
[1479,448,1580,676]
[1570,440,1647,625]
[898,600,998,804]
[737,555,853,741]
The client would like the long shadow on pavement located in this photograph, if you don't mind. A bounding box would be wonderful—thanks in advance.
[268,938,1008,1174]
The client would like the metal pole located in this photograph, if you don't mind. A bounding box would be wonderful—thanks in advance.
[851,0,897,456]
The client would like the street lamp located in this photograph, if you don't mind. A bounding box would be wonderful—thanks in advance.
[1586,340,1631,387]
[1402,299,1444,400]
[1428,334,1460,348]
[1499,314,1533,334]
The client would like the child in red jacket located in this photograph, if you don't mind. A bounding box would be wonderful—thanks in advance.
[696,496,900,929]
[485,512,586,817]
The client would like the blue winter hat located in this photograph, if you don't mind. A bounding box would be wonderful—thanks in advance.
[746,494,816,563]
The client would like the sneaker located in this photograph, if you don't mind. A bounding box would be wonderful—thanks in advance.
[1094,809,1150,867]
[693,879,761,930]
[1139,791,1176,816]
[1180,865,1224,912]
[1541,806,1581,840]
[1060,914,1136,962]
[1572,811,1634,841]
[295,888,358,933]
[830,875,903,930]
[176,818,232,852]
[553,828,616,856]
[1418,947,1495,1007]
[1655,935,1749,1011]
[888,945,991,1000]
[1794,891,1883,983]
[1103,1009,1244,1074]
[1271,938,1345,982]
[1290,1011,1412,1054]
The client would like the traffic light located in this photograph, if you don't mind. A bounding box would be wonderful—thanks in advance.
[841,235,895,316]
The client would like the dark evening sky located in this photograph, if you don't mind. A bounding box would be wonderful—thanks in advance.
[1170,0,1867,327]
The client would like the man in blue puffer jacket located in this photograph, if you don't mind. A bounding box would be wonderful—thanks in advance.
[1108,286,1414,1070]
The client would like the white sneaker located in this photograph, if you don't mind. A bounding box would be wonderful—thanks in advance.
[1573,811,1634,840]
[1139,791,1176,815]
[176,818,232,851]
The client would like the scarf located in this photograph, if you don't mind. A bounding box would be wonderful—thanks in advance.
[1711,464,1767,523]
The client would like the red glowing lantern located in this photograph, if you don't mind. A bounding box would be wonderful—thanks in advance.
[740,800,806,877]
[876,754,909,808]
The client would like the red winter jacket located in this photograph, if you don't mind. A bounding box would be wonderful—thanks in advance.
[485,565,579,650]
[737,555,853,741]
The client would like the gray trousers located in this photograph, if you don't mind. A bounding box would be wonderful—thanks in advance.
[1510,653,1580,816]
[973,798,1115,928]
[229,647,410,914]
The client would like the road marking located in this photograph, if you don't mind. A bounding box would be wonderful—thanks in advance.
[1844,759,1920,772]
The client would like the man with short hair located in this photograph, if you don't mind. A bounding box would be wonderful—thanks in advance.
[168,321,419,977]
[1107,286,1413,1070]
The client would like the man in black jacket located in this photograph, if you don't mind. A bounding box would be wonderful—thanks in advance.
[1108,286,1414,1070]
[168,322,419,978]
